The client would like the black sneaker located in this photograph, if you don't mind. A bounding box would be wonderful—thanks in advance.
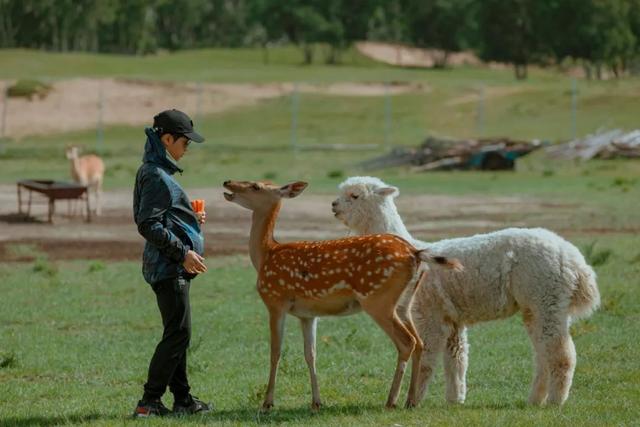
[172,395,212,415]
[132,399,171,418]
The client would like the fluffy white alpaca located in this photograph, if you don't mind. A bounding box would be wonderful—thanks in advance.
[332,176,600,406]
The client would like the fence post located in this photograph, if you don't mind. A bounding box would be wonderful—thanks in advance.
[384,82,392,149]
[196,81,203,124]
[0,82,7,154]
[96,81,104,153]
[290,83,299,153]
[475,84,485,137]
[571,78,577,140]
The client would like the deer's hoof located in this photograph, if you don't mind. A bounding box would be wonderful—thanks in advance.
[311,401,322,411]
[405,400,417,409]
[385,402,397,410]
[261,402,274,412]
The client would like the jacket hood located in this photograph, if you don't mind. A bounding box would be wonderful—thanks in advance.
[143,127,183,175]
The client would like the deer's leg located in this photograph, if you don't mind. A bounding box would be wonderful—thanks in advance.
[263,308,286,411]
[395,276,424,408]
[362,302,416,409]
[300,317,321,410]
[401,315,423,408]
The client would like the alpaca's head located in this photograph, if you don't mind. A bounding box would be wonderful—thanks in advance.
[65,145,80,160]
[332,176,400,231]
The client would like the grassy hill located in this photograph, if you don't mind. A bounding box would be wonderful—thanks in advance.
[0,47,638,204]
[0,46,579,83]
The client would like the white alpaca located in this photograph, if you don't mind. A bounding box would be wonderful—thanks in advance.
[332,176,600,406]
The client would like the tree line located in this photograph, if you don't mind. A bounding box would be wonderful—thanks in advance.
[1,0,639,79]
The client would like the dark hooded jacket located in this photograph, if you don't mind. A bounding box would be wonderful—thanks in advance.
[133,128,204,285]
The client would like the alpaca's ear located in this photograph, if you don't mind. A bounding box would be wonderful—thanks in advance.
[280,181,308,198]
[374,186,399,197]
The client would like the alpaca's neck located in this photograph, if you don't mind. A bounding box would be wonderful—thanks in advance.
[249,202,280,271]
[69,156,83,182]
[355,201,414,242]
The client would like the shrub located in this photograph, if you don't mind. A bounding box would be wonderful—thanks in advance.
[582,241,613,267]
[263,171,277,180]
[33,257,58,277]
[88,261,106,273]
[7,79,52,100]
[327,169,344,179]
[0,352,16,369]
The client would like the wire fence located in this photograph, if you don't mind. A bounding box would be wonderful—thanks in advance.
[0,76,621,158]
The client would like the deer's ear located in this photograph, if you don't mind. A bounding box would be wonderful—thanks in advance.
[280,181,308,198]
[374,186,399,197]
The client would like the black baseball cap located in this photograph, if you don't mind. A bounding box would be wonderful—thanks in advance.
[153,109,205,143]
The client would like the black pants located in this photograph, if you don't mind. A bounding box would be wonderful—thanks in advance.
[143,276,191,402]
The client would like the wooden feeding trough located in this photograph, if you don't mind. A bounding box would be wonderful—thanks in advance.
[17,179,90,223]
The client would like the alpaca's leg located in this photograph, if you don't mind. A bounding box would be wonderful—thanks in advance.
[415,324,447,404]
[95,178,103,216]
[545,330,576,405]
[443,326,468,404]
[523,308,549,405]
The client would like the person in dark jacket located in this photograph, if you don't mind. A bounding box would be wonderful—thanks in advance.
[132,109,211,418]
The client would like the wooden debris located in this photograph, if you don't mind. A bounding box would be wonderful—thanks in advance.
[545,129,640,160]
[360,136,542,171]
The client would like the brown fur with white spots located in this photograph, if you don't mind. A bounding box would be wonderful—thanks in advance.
[223,179,462,411]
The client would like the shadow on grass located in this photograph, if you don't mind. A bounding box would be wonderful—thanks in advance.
[0,412,118,426]
[459,400,529,410]
[0,212,45,224]
[193,403,384,424]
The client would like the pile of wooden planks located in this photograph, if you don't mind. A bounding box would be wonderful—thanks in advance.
[545,129,640,160]
[359,136,543,171]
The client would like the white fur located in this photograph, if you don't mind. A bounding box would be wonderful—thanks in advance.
[333,176,600,406]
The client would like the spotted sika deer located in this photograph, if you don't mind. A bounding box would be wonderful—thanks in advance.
[223,180,462,410]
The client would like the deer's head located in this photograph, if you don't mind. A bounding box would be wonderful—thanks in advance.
[223,180,308,211]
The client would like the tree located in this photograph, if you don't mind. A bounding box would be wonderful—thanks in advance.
[366,1,407,44]
[404,0,478,67]
[477,0,546,79]
[543,0,636,79]
[325,0,381,64]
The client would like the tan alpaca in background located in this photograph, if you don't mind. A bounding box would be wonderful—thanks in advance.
[65,145,105,215]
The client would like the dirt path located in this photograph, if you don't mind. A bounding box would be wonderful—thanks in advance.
[1,78,426,139]
[355,41,480,68]
[0,185,611,262]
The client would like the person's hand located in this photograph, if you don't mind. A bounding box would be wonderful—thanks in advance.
[183,250,207,274]
[195,211,206,225]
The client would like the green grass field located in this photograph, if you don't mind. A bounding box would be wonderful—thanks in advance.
[1,48,639,425]
[1,234,639,426]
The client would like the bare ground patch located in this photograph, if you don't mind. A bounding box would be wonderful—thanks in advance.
[0,186,625,262]
[1,78,426,139]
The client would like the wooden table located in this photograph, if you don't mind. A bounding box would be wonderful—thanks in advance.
[17,179,90,223]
